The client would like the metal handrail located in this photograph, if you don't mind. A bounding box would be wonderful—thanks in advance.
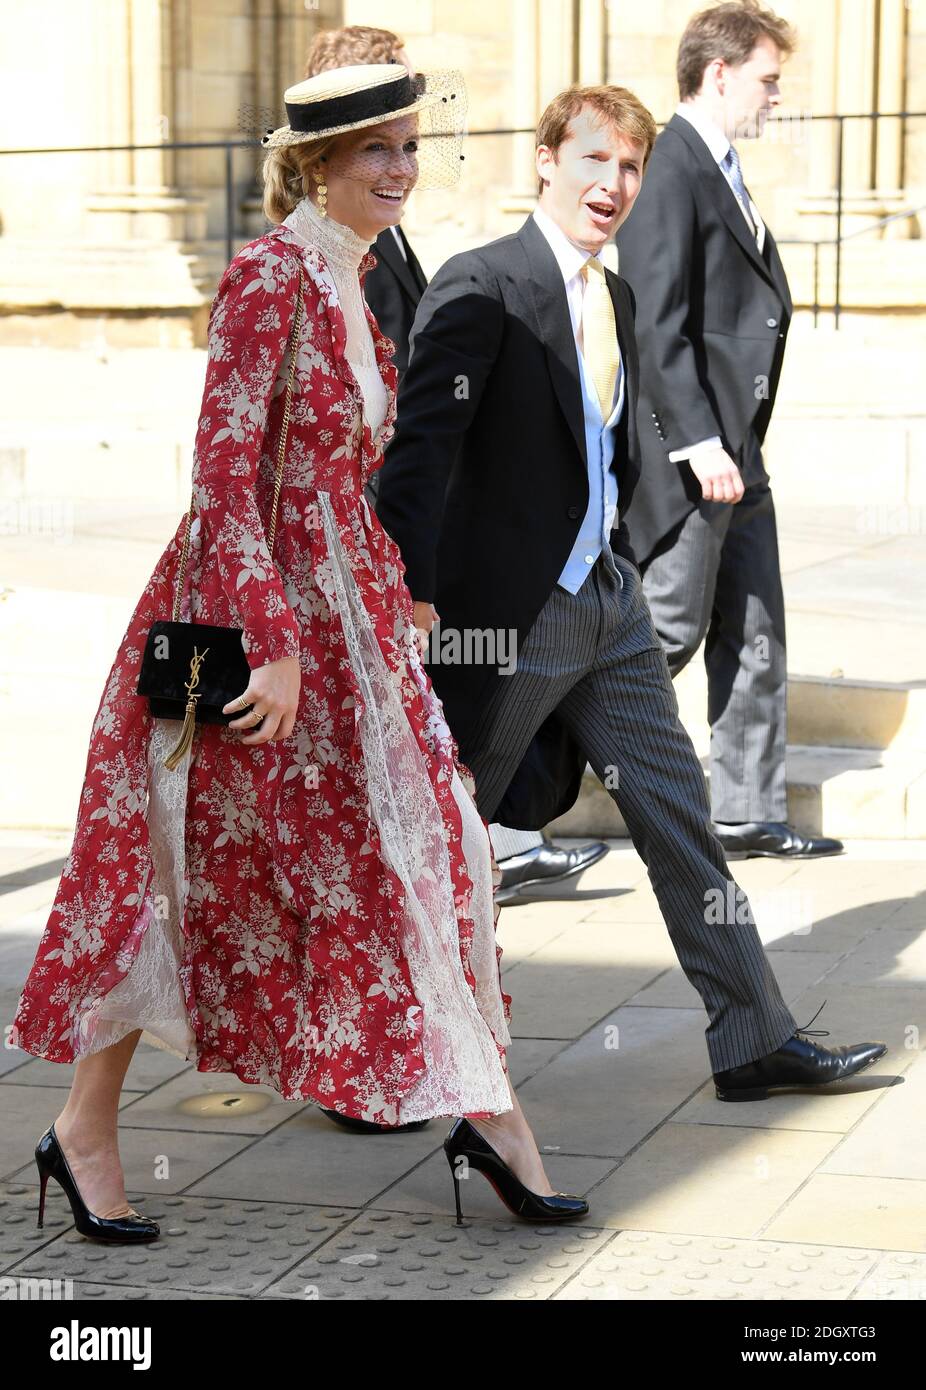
[778,201,925,327]
[1,110,924,318]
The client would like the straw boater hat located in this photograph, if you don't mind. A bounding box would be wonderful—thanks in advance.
[261,63,445,150]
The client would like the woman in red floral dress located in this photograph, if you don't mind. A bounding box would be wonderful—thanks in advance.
[12,65,588,1240]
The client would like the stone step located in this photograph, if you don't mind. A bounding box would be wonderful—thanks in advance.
[548,745,926,842]
[674,664,926,753]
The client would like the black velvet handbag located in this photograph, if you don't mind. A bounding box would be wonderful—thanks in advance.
[136,269,304,770]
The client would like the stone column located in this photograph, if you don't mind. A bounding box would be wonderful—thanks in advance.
[499,0,542,214]
[875,0,910,238]
[500,0,579,217]
[84,0,208,245]
[799,0,910,240]
[577,0,606,86]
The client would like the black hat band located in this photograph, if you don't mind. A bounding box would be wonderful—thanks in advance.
[285,73,422,135]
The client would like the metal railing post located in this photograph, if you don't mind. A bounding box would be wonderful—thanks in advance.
[813,241,819,327]
[834,115,844,329]
[224,144,235,267]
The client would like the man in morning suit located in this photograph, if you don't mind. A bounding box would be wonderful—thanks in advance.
[303,27,609,1142]
[376,83,884,1099]
[306,22,607,898]
[615,1,841,861]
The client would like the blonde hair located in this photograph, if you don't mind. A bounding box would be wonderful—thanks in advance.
[260,135,337,224]
[536,86,658,196]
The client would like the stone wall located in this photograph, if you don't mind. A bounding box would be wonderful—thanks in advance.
[0,0,922,343]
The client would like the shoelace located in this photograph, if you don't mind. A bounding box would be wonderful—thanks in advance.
[794,1000,829,1039]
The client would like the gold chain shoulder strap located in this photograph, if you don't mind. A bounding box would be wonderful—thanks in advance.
[171,265,305,622]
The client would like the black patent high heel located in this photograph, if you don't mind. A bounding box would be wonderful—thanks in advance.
[35,1124,160,1243]
[444,1117,589,1225]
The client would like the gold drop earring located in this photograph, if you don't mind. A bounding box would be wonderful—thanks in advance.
[313,166,328,218]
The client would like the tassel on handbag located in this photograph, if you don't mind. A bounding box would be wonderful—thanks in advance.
[136,269,304,768]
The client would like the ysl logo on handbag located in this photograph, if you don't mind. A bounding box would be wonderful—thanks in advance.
[186,646,209,694]
[163,646,210,771]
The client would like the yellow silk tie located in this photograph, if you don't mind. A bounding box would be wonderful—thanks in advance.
[580,256,619,419]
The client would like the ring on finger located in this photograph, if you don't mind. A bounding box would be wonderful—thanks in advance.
[249,709,265,725]
[236,695,250,710]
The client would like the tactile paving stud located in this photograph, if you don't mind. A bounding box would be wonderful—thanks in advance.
[58,1282,243,1301]
[0,1183,71,1272]
[261,1210,611,1300]
[853,1251,926,1300]
[7,1182,352,1297]
[553,1231,884,1301]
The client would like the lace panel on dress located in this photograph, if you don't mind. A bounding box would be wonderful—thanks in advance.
[317,490,511,1122]
[74,721,195,1061]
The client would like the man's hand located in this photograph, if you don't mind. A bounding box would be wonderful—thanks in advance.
[688,447,744,504]
[412,601,439,656]
[223,654,301,746]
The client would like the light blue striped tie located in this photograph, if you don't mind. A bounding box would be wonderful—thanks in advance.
[722,146,756,236]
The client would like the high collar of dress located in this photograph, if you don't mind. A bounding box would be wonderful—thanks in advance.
[283,196,372,271]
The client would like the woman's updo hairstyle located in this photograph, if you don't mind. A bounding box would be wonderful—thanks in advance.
[261,135,337,224]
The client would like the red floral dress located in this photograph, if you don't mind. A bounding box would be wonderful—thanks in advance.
[12,212,512,1125]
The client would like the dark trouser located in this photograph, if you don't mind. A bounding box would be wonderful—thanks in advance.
[640,448,788,823]
[463,548,796,1073]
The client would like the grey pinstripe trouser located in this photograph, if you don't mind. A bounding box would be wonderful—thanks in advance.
[464,550,797,1073]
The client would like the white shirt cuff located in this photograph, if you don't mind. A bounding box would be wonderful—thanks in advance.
[668,435,722,463]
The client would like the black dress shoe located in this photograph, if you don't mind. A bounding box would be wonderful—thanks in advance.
[319,1107,430,1134]
[495,839,609,905]
[714,1019,887,1101]
[712,820,844,860]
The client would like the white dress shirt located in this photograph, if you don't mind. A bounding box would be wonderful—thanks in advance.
[670,101,766,463]
[532,204,625,593]
[389,224,408,261]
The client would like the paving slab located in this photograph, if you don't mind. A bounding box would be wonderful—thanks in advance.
[7,1187,352,1296]
[588,1122,840,1237]
[0,1084,142,1182]
[184,1106,444,1208]
[763,1174,926,1252]
[853,1250,926,1300]
[115,1068,309,1137]
[501,920,677,1040]
[6,1122,258,1197]
[0,830,923,1297]
[1,1041,191,1091]
[260,1210,610,1301]
[821,925,926,988]
[553,1230,880,1301]
[513,1005,711,1158]
[819,1053,926,1180]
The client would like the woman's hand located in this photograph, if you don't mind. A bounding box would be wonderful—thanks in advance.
[412,601,439,656]
[222,655,301,746]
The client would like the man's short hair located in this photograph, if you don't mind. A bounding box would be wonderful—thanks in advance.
[304,24,405,77]
[677,1,796,101]
[535,86,658,197]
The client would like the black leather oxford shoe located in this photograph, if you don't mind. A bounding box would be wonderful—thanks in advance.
[714,1034,887,1101]
[496,839,609,905]
[319,1108,430,1134]
[712,820,844,860]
